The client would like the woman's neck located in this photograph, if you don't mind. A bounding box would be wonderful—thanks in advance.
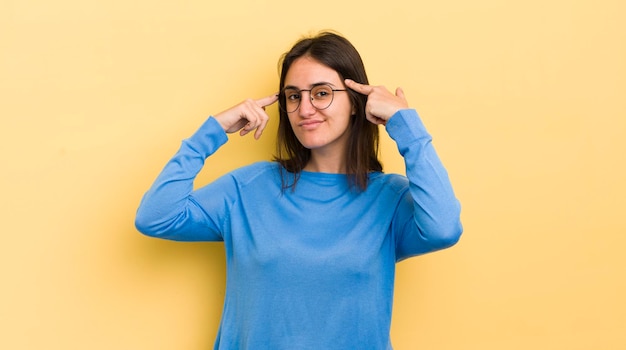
[304,151,346,174]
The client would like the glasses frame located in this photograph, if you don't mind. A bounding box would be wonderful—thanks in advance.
[279,84,347,113]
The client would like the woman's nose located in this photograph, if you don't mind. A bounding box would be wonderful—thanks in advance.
[298,94,316,117]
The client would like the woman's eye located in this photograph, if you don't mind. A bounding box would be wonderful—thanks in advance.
[287,93,301,101]
[316,91,329,97]
[313,87,332,99]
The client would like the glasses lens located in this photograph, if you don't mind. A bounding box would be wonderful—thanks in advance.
[280,85,335,112]
[311,85,334,110]
[281,88,300,113]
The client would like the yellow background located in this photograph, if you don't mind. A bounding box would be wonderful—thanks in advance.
[2,0,625,349]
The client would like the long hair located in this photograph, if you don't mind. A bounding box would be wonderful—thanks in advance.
[274,31,382,191]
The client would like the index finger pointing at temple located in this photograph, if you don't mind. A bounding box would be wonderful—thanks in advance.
[256,93,279,108]
[345,79,374,95]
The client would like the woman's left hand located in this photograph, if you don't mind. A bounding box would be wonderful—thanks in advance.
[345,79,409,125]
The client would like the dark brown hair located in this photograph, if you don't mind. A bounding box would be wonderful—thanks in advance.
[274,31,382,191]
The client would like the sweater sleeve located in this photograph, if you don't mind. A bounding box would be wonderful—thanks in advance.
[385,109,463,261]
[134,116,230,241]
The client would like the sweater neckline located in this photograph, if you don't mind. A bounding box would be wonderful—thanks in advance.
[300,170,348,178]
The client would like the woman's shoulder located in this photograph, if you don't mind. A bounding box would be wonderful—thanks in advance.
[229,161,281,184]
[369,172,409,193]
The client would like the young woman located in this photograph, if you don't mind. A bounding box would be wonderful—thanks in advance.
[135,32,462,349]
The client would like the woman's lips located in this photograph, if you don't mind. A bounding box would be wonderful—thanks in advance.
[298,119,323,130]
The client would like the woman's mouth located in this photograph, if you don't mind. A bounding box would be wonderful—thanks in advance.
[298,120,323,130]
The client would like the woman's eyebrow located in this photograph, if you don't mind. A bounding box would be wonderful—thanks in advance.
[283,81,339,90]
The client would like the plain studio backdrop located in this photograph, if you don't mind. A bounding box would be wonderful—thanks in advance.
[1,0,624,349]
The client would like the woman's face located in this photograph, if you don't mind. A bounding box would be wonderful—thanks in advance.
[283,56,354,155]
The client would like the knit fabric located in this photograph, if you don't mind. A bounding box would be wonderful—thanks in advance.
[135,109,462,349]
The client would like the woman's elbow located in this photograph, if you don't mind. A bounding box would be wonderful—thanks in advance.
[431,220,463,250]
[134,210,165,238]
[135,215,154,237]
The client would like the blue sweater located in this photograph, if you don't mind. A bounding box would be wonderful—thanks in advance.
[135,109,462,349]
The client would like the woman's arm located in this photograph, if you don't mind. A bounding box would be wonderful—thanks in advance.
[134,94,278,241]
[386,109,463,260]
[345,79,462,259]
[134,117,230,241]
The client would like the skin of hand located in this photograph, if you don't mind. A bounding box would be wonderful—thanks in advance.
[213,94,279,139]
[344,79,409,125]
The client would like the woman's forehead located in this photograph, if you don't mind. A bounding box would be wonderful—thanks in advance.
[284,56,342,88]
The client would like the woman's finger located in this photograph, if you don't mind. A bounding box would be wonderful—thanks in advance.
[238,99,272,138]
[256,93,279,108]
[247,94,277,137]
[254,115,270,139]
[395,87,405,100]
[345,79,374,95]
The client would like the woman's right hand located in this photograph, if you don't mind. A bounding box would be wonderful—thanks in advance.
[213,93,279,140]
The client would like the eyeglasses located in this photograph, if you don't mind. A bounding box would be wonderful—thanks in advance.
[279,84,347,113]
